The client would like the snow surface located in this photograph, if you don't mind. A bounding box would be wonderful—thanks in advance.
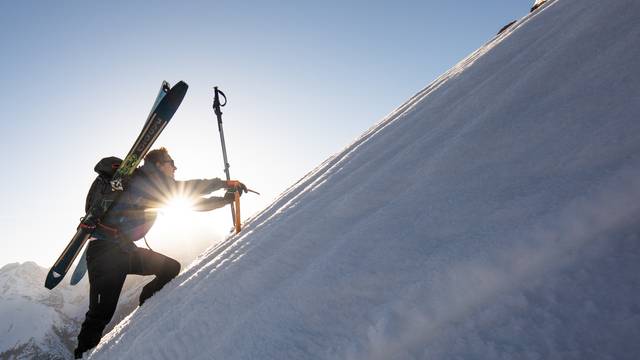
[91,0,640,358]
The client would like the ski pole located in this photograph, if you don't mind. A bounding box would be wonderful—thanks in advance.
[234,191,241,234]
[212,86,238,230]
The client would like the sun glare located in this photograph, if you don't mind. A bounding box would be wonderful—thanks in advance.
[159,196,195,226]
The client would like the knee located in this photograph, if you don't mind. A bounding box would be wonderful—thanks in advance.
[165,258,181,279]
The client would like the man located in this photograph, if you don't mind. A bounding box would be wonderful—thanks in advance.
[74,147,246,358]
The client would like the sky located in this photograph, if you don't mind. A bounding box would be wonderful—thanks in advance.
[0,0,535,267]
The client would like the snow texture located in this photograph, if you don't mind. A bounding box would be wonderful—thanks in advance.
[91,0,640,358]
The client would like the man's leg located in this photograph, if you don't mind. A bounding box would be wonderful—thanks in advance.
[75,242,128,358]
[129,247,181,306]
[75,266,126,357]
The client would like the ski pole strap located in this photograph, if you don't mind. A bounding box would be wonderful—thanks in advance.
[213,87,227,108]
[213,87,227,117]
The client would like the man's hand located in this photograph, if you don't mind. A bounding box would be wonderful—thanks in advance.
[226,180,248,195]
[223,191,237,203]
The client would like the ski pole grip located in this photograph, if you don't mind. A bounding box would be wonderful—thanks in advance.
[213,87,227,112]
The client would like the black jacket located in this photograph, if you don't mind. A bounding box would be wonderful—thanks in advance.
[92,162,228,241]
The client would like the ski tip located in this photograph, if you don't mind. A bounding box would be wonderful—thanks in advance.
[172,81,189,94]
[44,270,64,290]
[170,81,188,97]
[161,81,189,116]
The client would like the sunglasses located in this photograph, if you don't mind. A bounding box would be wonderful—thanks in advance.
[162,159,176,167]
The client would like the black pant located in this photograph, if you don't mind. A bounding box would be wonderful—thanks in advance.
[76,240,180,353]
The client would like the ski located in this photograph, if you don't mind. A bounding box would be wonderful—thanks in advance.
[45,80,188,290]
[69,81,171,286]
[69,248,88,285]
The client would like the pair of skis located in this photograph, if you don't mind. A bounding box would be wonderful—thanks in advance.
[44,81,189,290]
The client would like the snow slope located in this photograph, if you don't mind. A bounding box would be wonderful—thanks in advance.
[92,0,640,358]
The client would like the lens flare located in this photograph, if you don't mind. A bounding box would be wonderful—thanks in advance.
[158,196,195,226]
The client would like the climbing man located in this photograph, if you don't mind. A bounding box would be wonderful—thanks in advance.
[74,147,247,358]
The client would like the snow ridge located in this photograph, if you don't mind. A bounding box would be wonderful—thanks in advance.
[92,0,640,358]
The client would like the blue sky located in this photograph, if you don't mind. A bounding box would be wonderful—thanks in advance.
[0,0,534,266]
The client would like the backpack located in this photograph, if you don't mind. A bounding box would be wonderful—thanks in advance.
[85,157,123,213]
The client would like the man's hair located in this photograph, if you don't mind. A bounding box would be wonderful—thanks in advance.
[144,147,170,165]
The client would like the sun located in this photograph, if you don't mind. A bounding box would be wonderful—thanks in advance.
[158,195,195,227]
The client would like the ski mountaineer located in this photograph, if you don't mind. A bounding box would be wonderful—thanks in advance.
[74,147,247,359]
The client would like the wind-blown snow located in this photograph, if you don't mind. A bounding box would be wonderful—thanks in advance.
[91,0,640,358]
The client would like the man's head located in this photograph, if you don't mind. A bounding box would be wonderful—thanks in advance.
[145,147,177,179]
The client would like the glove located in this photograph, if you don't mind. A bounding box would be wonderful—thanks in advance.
[226,180,248,195]
[223,191,237,203]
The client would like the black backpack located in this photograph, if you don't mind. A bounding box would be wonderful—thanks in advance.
[85,157,123,213]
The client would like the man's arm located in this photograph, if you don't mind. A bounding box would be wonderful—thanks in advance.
[174,178,227,196]
[192,193,235,211]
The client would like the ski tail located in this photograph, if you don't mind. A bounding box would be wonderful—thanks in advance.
[69,246,88,285]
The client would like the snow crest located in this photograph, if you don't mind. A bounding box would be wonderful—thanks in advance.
[91,0,640,358]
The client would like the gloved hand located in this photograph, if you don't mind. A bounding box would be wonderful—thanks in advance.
[226,180,248,195]
[223,191,237,203]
